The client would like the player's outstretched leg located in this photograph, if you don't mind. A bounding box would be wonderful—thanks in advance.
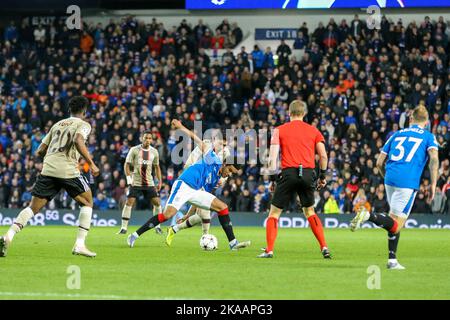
[1,207,35,257]
[351,208,406,269]
[166,213,201,247]
[351,211,399,233]
[210,199,251,251]
[0,197,47,257]
[128,207,174,247]
[153,204,164,235]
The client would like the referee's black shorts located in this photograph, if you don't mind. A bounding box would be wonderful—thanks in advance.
[271,168,317,209]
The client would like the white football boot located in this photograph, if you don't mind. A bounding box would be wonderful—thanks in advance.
[72,245,97,258]
[350,209,370,231]
[387,259,405,270]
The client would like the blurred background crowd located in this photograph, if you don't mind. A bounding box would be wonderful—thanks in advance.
[0,14,449,214]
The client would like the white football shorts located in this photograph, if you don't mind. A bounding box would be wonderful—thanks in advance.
[165,180,216,212]
[385,184,418,218]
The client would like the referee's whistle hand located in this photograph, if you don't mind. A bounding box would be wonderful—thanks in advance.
[269,182,275,192]
[316,178,327,191]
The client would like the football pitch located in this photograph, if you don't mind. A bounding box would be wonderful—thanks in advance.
[0,226,449,300]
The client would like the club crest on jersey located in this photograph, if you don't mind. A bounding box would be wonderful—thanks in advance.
[138,159,152,165]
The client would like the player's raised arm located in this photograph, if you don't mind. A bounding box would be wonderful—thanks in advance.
[74,132,100,177]
[428,148,439,202]
[171,119,206,152]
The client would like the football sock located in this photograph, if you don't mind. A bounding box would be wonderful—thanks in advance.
[266,216,278,253]
[6,207,34,241]
[176,214,201,232]
[388,232,400,259]
[136,214,166,236]
[198,208,211,234]
[307,214,327,250]
[217,208,235,242]
[121,205,132,230]
[201,218,211,235]
[153,205,162,229]
[76,206,92,247]
[369,213,398,233]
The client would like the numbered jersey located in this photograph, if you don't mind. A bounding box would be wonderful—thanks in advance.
[41,117,91,179]
[381,124,438,190]
[125,145,159,187]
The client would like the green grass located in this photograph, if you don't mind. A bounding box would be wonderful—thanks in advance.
[0,226,449,300]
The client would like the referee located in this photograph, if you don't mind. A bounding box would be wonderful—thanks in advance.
[258,100,331,258]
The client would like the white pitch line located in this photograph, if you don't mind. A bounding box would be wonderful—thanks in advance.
[0,291,192,300]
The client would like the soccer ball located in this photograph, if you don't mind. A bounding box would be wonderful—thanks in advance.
[199,234,218,251]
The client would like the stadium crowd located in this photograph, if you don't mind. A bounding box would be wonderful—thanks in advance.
[0,14,449,214]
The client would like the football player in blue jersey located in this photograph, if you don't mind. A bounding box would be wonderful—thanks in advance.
[127,119,251,250]
[351,105,439,269]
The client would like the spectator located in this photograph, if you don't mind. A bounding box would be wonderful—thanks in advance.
[211,30,225,49]
[147,31,163,55]
[353,189,371,213]
[431,186,446,214]
[231,22,243,45]
[236,189,252,212]
[324,194,340,214]
[80,31,94,53]
[251,45,264,71]
[293,31,308,50]
[411,192,432,213]
[372,192,389,213]
[199,29,212,49]
[94,192,109,211]
[33,24,46,44]
[276,39,291,66]
[253,185,269,213]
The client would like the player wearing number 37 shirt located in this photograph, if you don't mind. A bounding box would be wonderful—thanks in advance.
[0,96,100,258]
[351,105,439,270]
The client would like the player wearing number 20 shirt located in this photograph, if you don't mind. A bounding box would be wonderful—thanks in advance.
[1,96,100,259]
[33,116,92,198]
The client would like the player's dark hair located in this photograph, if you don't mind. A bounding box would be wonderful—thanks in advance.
[142,129,153,136]
[68,96,89,115]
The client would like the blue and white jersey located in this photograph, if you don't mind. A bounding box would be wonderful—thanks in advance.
[178,149,222,192]
[381,124,438,190]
